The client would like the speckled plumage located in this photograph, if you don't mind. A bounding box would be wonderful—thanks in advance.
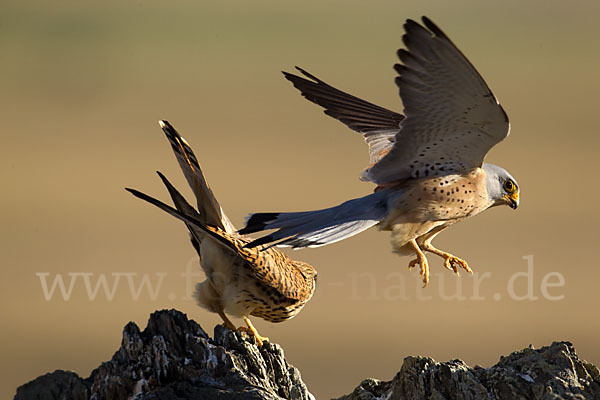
[241,17,520,286]
[127,121,316,344]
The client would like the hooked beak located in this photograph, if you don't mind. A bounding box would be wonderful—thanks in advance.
[504,191,519,210]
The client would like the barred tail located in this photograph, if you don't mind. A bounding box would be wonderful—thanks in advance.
[159,120,236,233]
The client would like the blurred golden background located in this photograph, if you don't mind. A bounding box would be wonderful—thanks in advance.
[2,0,599,398]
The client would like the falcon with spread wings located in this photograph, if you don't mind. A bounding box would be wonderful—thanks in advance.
[240,17,520,286]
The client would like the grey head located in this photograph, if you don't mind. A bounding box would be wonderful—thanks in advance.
[482,163,520,210]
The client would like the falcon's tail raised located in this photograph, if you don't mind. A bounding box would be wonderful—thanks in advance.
[126,172,240,255]
[159,120,236,234]
[239,189,396,249]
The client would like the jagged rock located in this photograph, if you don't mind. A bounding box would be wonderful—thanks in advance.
[14,370,91,400]
[336,342,600,400]
[14,309,313,400]
[15,309,600,400]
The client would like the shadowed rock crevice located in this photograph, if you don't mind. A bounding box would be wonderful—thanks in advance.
[15,309,313,400]
[336,342,600,400]
[15,309,600,400]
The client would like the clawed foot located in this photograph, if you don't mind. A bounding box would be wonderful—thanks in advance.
[408,247,472,287]
[240,317,269,347]
[219,313,268,347]
[237,326,269,347]
[442,255,473,277]
[421,241,474,280]
[408,255,430,287]
[218,311,237,331]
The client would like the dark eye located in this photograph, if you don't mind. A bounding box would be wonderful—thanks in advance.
[503,179,515,192]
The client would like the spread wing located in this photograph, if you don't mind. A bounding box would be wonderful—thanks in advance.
[160,120,236,233]
[283,67,404,166]
[127,177,311,302]
[363,17,510,185]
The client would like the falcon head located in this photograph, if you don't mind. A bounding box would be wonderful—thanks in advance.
[483,163,520,210]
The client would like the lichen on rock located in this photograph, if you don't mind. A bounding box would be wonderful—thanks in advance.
[336,341,600,400]
[15,309,600,400]
[15,309,313,400]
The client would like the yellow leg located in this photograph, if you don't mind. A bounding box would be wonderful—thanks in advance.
[240,316,269,347]
[218,311,237,331]
[421,242,473,276]
[408,239,429,287]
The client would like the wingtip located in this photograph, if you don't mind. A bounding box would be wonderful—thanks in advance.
[155,170,167,180]
[420,16,445,37]
[125,187,142,198]
[159,120,179,134]
[294,66,319,82]
[155,171,179,195]
[237,227,252,235]
[239,212,280,235]
[283,66,317,83]
[282,70,294,80]
[396,48,409,59]
[404,17,442,37]
[237,214,258,234]
[404,18,420,28]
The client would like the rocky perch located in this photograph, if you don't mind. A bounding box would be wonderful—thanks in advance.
[15,309,600,400]
[15,310,312,400]
[336,344,600,400]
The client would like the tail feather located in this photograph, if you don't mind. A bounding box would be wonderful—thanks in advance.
[125,182,238,255]
[240,189,394,249]
[156,171,198,219]
[249,219,381,249]
[159,120,236,233]
[154,171,206,249]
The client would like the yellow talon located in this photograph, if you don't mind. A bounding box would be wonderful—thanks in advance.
[421,241,474,279]
[444,256,472,276]
[408,257,429,287]
[408,239,430,287]
[408,258,419,270]
[241,317,269,347]
[443,258,460,275]
[218,311,237,331]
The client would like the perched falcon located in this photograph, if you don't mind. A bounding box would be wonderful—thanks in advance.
[240,17,519,286]
[126,121,317,345]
